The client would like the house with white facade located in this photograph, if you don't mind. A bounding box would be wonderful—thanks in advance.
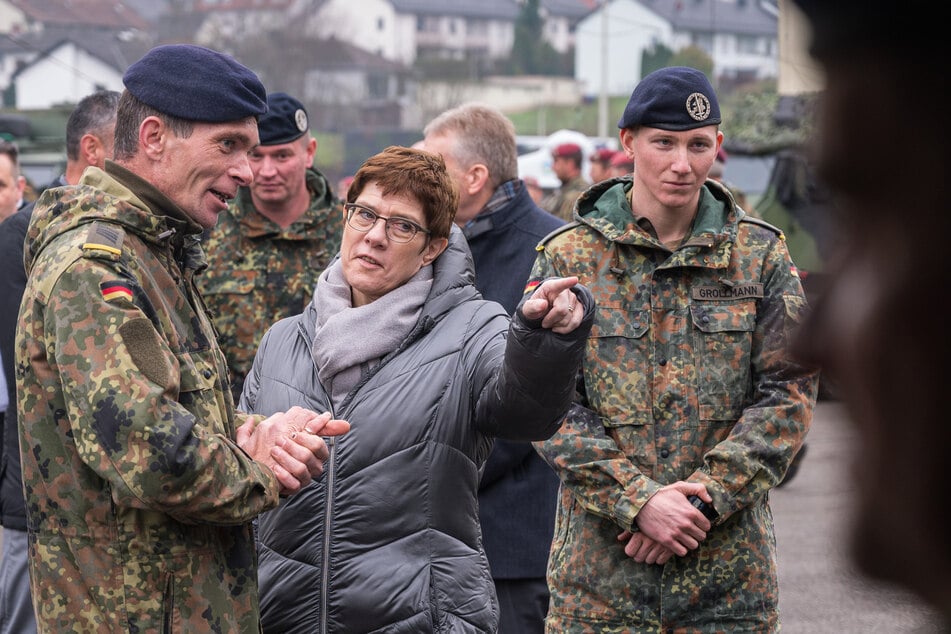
[540,0,597,54]
[0,0,152,108]
[12,38,126,109]
[4,29,152,109]
[314,0,598,64]
[575,0,778,97]
[380,0,521,68]
[575,0,672,96]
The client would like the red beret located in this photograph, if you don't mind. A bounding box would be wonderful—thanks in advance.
[590,148,615,163]
[610,151,635,168]
[552,143,582,158]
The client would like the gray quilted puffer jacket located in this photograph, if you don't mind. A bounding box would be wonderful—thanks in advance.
[240,227,593,633]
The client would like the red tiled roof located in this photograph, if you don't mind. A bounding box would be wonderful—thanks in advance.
[191,0,293,11]
[10,0,149,30]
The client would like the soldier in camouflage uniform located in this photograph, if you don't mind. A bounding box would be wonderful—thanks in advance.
[531,67,818,632]
[14,45,348,633]
[200,92,343,401]
[542,142,589,222]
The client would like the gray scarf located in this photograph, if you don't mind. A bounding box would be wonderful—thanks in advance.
[311,259,433,407]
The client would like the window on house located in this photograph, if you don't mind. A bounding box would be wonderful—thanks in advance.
[367,74,388,99]
[737,34,762,54]
[417,17,438,32]
[468,19,488,36]
[692,33,714,55]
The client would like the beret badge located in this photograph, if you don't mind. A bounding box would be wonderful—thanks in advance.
[686,92,712,122]
[295,108,308,133]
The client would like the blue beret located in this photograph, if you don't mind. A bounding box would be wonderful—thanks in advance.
[618,66,721,131]
[258,92,309,145]
[123,44,267,123]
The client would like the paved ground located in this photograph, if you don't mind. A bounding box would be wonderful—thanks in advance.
[773,400,945,633]
[2,400,946,631]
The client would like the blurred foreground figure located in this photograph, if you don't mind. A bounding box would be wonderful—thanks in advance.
[791,1,951,626]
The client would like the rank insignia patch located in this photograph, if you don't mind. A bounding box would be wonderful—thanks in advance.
[100,280,134,303]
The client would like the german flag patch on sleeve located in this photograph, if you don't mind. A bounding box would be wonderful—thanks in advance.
[523,277,543,295]
[100,280,134,303]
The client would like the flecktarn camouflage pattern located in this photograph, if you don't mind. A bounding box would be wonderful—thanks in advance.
[199,168,342,400]
[532,177,819,633]
[16,165,279,633]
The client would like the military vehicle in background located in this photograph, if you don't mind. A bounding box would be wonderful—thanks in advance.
[0,109,69,196]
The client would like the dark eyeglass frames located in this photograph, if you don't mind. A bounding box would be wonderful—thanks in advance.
[344,202,430,243]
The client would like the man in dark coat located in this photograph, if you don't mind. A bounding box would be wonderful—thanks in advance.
[422,103,565,634]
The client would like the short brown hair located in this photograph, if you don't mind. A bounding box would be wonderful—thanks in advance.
[348,146,457,240]
[113,90,193,161]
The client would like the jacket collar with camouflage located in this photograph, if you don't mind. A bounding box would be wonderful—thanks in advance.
[572,175,744,270]
[225,167,339,240]
[25,161,202,275]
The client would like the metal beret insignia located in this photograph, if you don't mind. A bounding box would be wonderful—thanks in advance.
[686,92,712,121]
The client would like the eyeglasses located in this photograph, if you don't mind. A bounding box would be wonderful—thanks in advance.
[344,203,430,243]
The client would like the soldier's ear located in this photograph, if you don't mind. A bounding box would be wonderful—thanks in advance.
[306,136,317,164]
[139,117,167,160]
[619,128,636,155]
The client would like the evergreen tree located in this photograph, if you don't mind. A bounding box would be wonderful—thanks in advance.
[504,0,566,76]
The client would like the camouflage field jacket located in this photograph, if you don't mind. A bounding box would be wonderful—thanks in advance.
[16,163,279,633]
[532,177,819,632]
[199,168,343,400]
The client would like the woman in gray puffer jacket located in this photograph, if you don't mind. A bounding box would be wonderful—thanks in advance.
[239,146,594,633]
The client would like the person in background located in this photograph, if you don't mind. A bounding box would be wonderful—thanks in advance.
[532,66,818,632]
[0,89,119,634]
[421,102,565,634]
[241,145,594,633]
[589,147,615,183]
[200,91,342,401]
[15,44,348,632]
[336,174,354,199]
[607,148,636,178]
[541,142,588,221]
[0,140,25,222]
[790,0,950,626]
[523,175,546,206]
[48,91,119,191]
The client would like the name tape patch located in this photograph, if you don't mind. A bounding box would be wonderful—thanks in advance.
[692,284,764,300]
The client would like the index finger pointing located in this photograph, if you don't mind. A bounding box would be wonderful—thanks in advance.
[532,276,578,300]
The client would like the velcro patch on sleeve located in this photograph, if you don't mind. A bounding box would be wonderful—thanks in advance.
[100,280,134,303]
[82,222,124,257]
